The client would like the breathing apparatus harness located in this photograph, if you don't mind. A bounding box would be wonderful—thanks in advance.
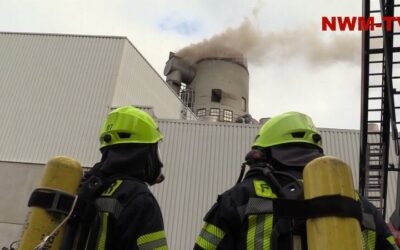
[237,149,304,200]
[59,170,114,250]
[27,147,164,250]
[60,145,165,250]
[236,148,363,250]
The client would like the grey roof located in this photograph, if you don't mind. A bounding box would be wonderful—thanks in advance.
[0,32,184,166]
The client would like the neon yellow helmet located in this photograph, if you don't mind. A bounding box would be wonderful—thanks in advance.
[253,111,322,149]
[100,106,163,148]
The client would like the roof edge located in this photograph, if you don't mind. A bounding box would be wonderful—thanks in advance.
[0,31,127,40]
[156,119,361,132]
[318,127,360,133]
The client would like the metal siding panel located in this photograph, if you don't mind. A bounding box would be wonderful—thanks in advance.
[0,223,23,249]
[0,161,44,225]
[111,40,183,119]
[0,33,125,167]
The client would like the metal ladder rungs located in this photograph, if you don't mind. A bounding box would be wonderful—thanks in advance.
[368,176,382,179]
[367,196,383,200]
[368,48,384,54]
[368,108,383,111]
[369,153,383,157]
[370,35,383,39]
[368,132,382,135]
[369,165,384,170]
[368,148,382,152]
[369,60,383,63]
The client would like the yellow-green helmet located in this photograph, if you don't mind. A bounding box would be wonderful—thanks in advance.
[100,106,163,148]
[253,111,322,149]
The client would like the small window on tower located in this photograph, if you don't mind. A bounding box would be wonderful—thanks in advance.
[222,110,233,122]
[197,108,206,117]
[210,108,220,117]
[211,89,222,103]
[241,97,247,112]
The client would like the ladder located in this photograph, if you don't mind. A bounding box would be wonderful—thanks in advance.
[360,0,400,217]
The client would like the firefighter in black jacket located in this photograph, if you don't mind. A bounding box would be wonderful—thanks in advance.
[79,106,168,250]
[194,111,398,250]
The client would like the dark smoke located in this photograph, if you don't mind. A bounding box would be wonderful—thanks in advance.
[176,18,360,66]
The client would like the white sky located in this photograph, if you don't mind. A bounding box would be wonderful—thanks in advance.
[0,0,363,129]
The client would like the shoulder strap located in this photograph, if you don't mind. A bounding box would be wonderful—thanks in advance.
[355,193,376,230]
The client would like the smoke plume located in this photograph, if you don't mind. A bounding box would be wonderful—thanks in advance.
[176,18,360,66]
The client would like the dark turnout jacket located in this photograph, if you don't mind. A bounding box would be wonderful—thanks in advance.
[85,178,167,250]
[194,171,398,250]
[81,144,168,250]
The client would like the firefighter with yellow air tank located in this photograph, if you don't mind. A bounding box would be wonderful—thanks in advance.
[18,106,169,250]
[194,111,398,250]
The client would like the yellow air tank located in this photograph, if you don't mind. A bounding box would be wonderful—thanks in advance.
[303,156,362,250]
[18,156,82,250]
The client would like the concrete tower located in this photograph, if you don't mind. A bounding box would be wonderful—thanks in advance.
[164,52,251,123]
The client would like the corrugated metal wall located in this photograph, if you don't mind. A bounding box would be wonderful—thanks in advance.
[111,40,183,119]
[0,162,43,223]
[153,120,259,250]
[0,32,124,166]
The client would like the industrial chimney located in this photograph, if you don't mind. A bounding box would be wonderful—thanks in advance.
[164,52,250,123]
[191,57,249,122]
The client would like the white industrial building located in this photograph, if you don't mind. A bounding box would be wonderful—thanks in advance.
[0,32,398,250]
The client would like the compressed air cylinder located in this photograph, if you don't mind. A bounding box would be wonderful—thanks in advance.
[303,156,362,250]
[18,156,82,250]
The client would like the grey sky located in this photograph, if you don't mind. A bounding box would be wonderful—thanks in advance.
[0,0,363,129]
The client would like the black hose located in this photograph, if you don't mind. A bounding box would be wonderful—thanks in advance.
[236,163,247,184]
